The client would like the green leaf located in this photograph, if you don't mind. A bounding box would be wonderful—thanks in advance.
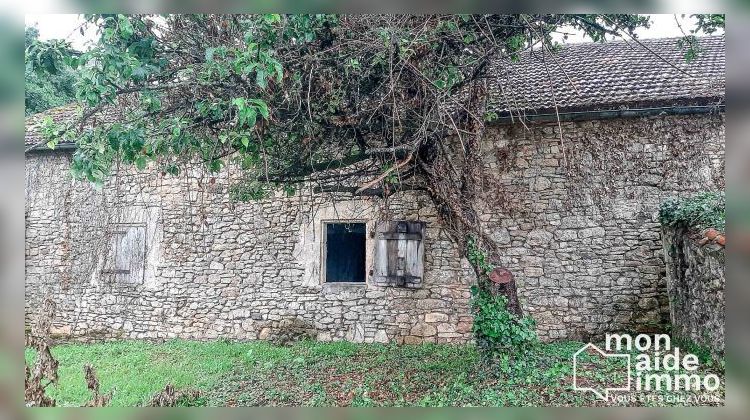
[208,159,222,172]
[135,156,147,171]
[264,14,281,24]
[241,137,250,148]
[242,63,257,75]
[244,108,257,127]
[232,98,246,108]
[250,99,270,119]
[118,15,134,39]
[273,61,283,82]
[241,155,256,169]
[165,164,180,176]
[131,66,148,80]
[256,68,267,89]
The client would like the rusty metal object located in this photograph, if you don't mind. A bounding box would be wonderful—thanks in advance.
[489,267,513,284]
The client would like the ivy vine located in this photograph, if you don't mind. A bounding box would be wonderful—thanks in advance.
[466,236,538,365]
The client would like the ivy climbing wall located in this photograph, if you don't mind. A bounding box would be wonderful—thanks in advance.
[25,113,725,343]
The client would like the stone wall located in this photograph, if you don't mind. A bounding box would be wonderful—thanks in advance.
[25,153,475,344]
[662,227,725,360]
[25,113,725,343]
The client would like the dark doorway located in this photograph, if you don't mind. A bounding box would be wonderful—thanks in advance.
[325,223,366,283]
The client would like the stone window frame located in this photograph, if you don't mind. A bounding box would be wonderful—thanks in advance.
[320,219,370,286]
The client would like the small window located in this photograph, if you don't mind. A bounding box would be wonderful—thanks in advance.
[102,224,146,284]
[324,222,366,283]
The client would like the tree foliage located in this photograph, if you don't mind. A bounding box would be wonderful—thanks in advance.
[677,14,725,61]
[27,14,650,186]
[28,13,717,325]
[25,27,78,115]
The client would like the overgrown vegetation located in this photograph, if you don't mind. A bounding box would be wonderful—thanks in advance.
[470,290,538,364]
[24,340,210,407]
[25,339,724,407]
[25,16,726,379]
[24,299,59,407]
[25,13,724,335]
[25,27,77,115]
[671,334,724,370]
[466,236,537,367]
[25,14,663,321]
[659,191,725,232]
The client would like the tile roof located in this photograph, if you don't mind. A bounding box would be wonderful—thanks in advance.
[25,104,81,150]
[25,101,129,150]
[25,35,725,148]
[489,35,725,114]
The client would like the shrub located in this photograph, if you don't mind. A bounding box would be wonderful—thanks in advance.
[470,286,538,358]
[659,191,725,232]
[466,236,538,362]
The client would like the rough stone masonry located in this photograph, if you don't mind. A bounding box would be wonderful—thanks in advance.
[663,226,725,361]
[25,113,725,344]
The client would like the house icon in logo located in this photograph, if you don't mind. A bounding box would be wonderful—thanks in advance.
[573,342,632,401]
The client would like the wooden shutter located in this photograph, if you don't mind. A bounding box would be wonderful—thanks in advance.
[103,224,146,284]
[372,221,425,288]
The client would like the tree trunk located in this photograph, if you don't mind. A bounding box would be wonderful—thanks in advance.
[433,193,524,318]
[413,78,524,318]
[416,128,523,315]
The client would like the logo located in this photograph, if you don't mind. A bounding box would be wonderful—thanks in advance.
[573,343,631,400]
[573,334,721,401]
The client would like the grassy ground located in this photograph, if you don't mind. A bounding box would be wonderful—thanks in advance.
[25,339,724,407]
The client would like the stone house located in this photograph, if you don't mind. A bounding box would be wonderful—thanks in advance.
[25,36,725,344]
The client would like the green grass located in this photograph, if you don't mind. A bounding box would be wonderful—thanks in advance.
[25,339,725,407]
[25,339,266,406]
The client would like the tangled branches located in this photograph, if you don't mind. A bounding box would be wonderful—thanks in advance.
[28,14,655,316]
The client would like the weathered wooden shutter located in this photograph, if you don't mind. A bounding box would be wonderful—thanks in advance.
[372,221,425,288]
[103,224,146,284]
